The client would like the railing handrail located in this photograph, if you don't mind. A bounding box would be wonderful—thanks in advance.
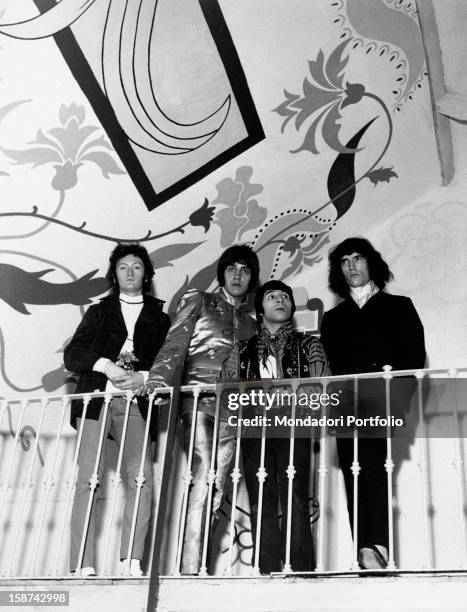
[2,366,467,405]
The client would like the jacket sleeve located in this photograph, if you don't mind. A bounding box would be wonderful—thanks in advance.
[219,343,241,382]
[303,335,332,377]
[64,304,103,374]
[401,298,426,370]
[146,290,202,387]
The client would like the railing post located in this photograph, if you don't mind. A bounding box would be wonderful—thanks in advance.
[448,368,467,567]
[351,377,360,571]
[75,393,111,573]
[199,389,221,577]
[147,379,181,611]
[53,395,90,576]
[226,385,243,576]
[383,365,396,571]
[30,397,68,577]
[174,386,199,576]
[102,392,132,576]
[283,381,298,573]
[315,382,328,573]
[415,370,432,569]
[252,400,268,576]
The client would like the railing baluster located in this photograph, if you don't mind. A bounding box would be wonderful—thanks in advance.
[75,393,111,573]
[10,398,48,577]
[252,401,268,576]
[199,390,221,577]
[53,395,90,576]
[226,393,243,576]
[102,392,132,576]
[448,368,467,567]
[351,376,360,571]
[315,382,328,573]
[383,366,396,570]
[174,387,199,576]
[415,371,432,569]
[0,399,28,576]
[29,397,68,577]
[283,381,298,573]
[124,392,156,569]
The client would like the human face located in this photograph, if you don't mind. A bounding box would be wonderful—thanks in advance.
[115,254,145,296]
[261,290,292,332]
[340,251,370,288]
[223,262,251,302]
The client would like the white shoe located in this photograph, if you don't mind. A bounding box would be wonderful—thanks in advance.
[120,558,144,577]
[73,566,96,577]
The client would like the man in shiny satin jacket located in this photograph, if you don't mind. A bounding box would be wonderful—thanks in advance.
[145,245,259,574]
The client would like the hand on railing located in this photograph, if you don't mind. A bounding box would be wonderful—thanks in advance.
[103,361,127,382]
[143,379,169,396]
[112,371,145,395]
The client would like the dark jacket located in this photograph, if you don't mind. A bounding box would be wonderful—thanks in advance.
[64,294,170,437]
[320,292,426,375]
[320,291,426,422]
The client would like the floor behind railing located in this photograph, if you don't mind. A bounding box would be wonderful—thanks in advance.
[2,572,467,611]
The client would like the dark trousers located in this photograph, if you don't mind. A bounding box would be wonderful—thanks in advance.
[337,437,389,549]
[241,437,312,573]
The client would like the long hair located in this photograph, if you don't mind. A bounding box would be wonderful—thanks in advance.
[106,243,155,294]
[328,237,393,298]
[216,244,260,291]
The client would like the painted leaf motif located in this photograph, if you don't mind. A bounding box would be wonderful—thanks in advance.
[307,50,335,91]
[280,250,304,280]
[78,134,113,157]
[1,145,62,167]
[79,151,125,177]
[327,117,377,219]
[150,241,205,270]
[237,200,268,240]
[321,103,358,154]
[292,105,330,154]
[367,166,398,186]
[0,170,9,176]
[32,129,63,150]
[273,90,301,132]
[325,40,350,89]
[292,84,337,131]
[0,100,30,123]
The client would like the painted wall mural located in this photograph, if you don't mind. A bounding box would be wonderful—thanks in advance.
[0,0,264,209]
[331,0,427,111]
[0,3,428,396]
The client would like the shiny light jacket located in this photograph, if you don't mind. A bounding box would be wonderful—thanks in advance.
[147,287,257,415]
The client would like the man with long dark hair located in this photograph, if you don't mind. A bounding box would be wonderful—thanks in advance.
[65,243,170,577]
[145,245,259,574]
[320,237,425,569]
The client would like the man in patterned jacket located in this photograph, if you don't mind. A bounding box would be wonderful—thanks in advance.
[145,245,259,574]
[221,280,330,573]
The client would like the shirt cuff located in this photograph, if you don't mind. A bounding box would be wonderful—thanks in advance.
[93,357,111,373]
[139,370,149,383]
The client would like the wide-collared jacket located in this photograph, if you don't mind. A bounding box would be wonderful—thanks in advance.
[147,287,257,415]
[64,293,170,437]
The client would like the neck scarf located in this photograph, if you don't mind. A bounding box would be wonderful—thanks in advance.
[350,281,379,308]
[257,321,293,367]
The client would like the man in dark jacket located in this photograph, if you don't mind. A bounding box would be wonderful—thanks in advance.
[64,243,170,577]
[320,237,425,569]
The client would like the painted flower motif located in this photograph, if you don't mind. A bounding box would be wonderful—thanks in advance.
[280,232,331,279]
[189,198,215,232]
[212,166,267,248]
[273,40,366,154]
[1,102,125,190]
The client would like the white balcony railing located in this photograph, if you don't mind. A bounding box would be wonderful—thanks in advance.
[0,367,466,586]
